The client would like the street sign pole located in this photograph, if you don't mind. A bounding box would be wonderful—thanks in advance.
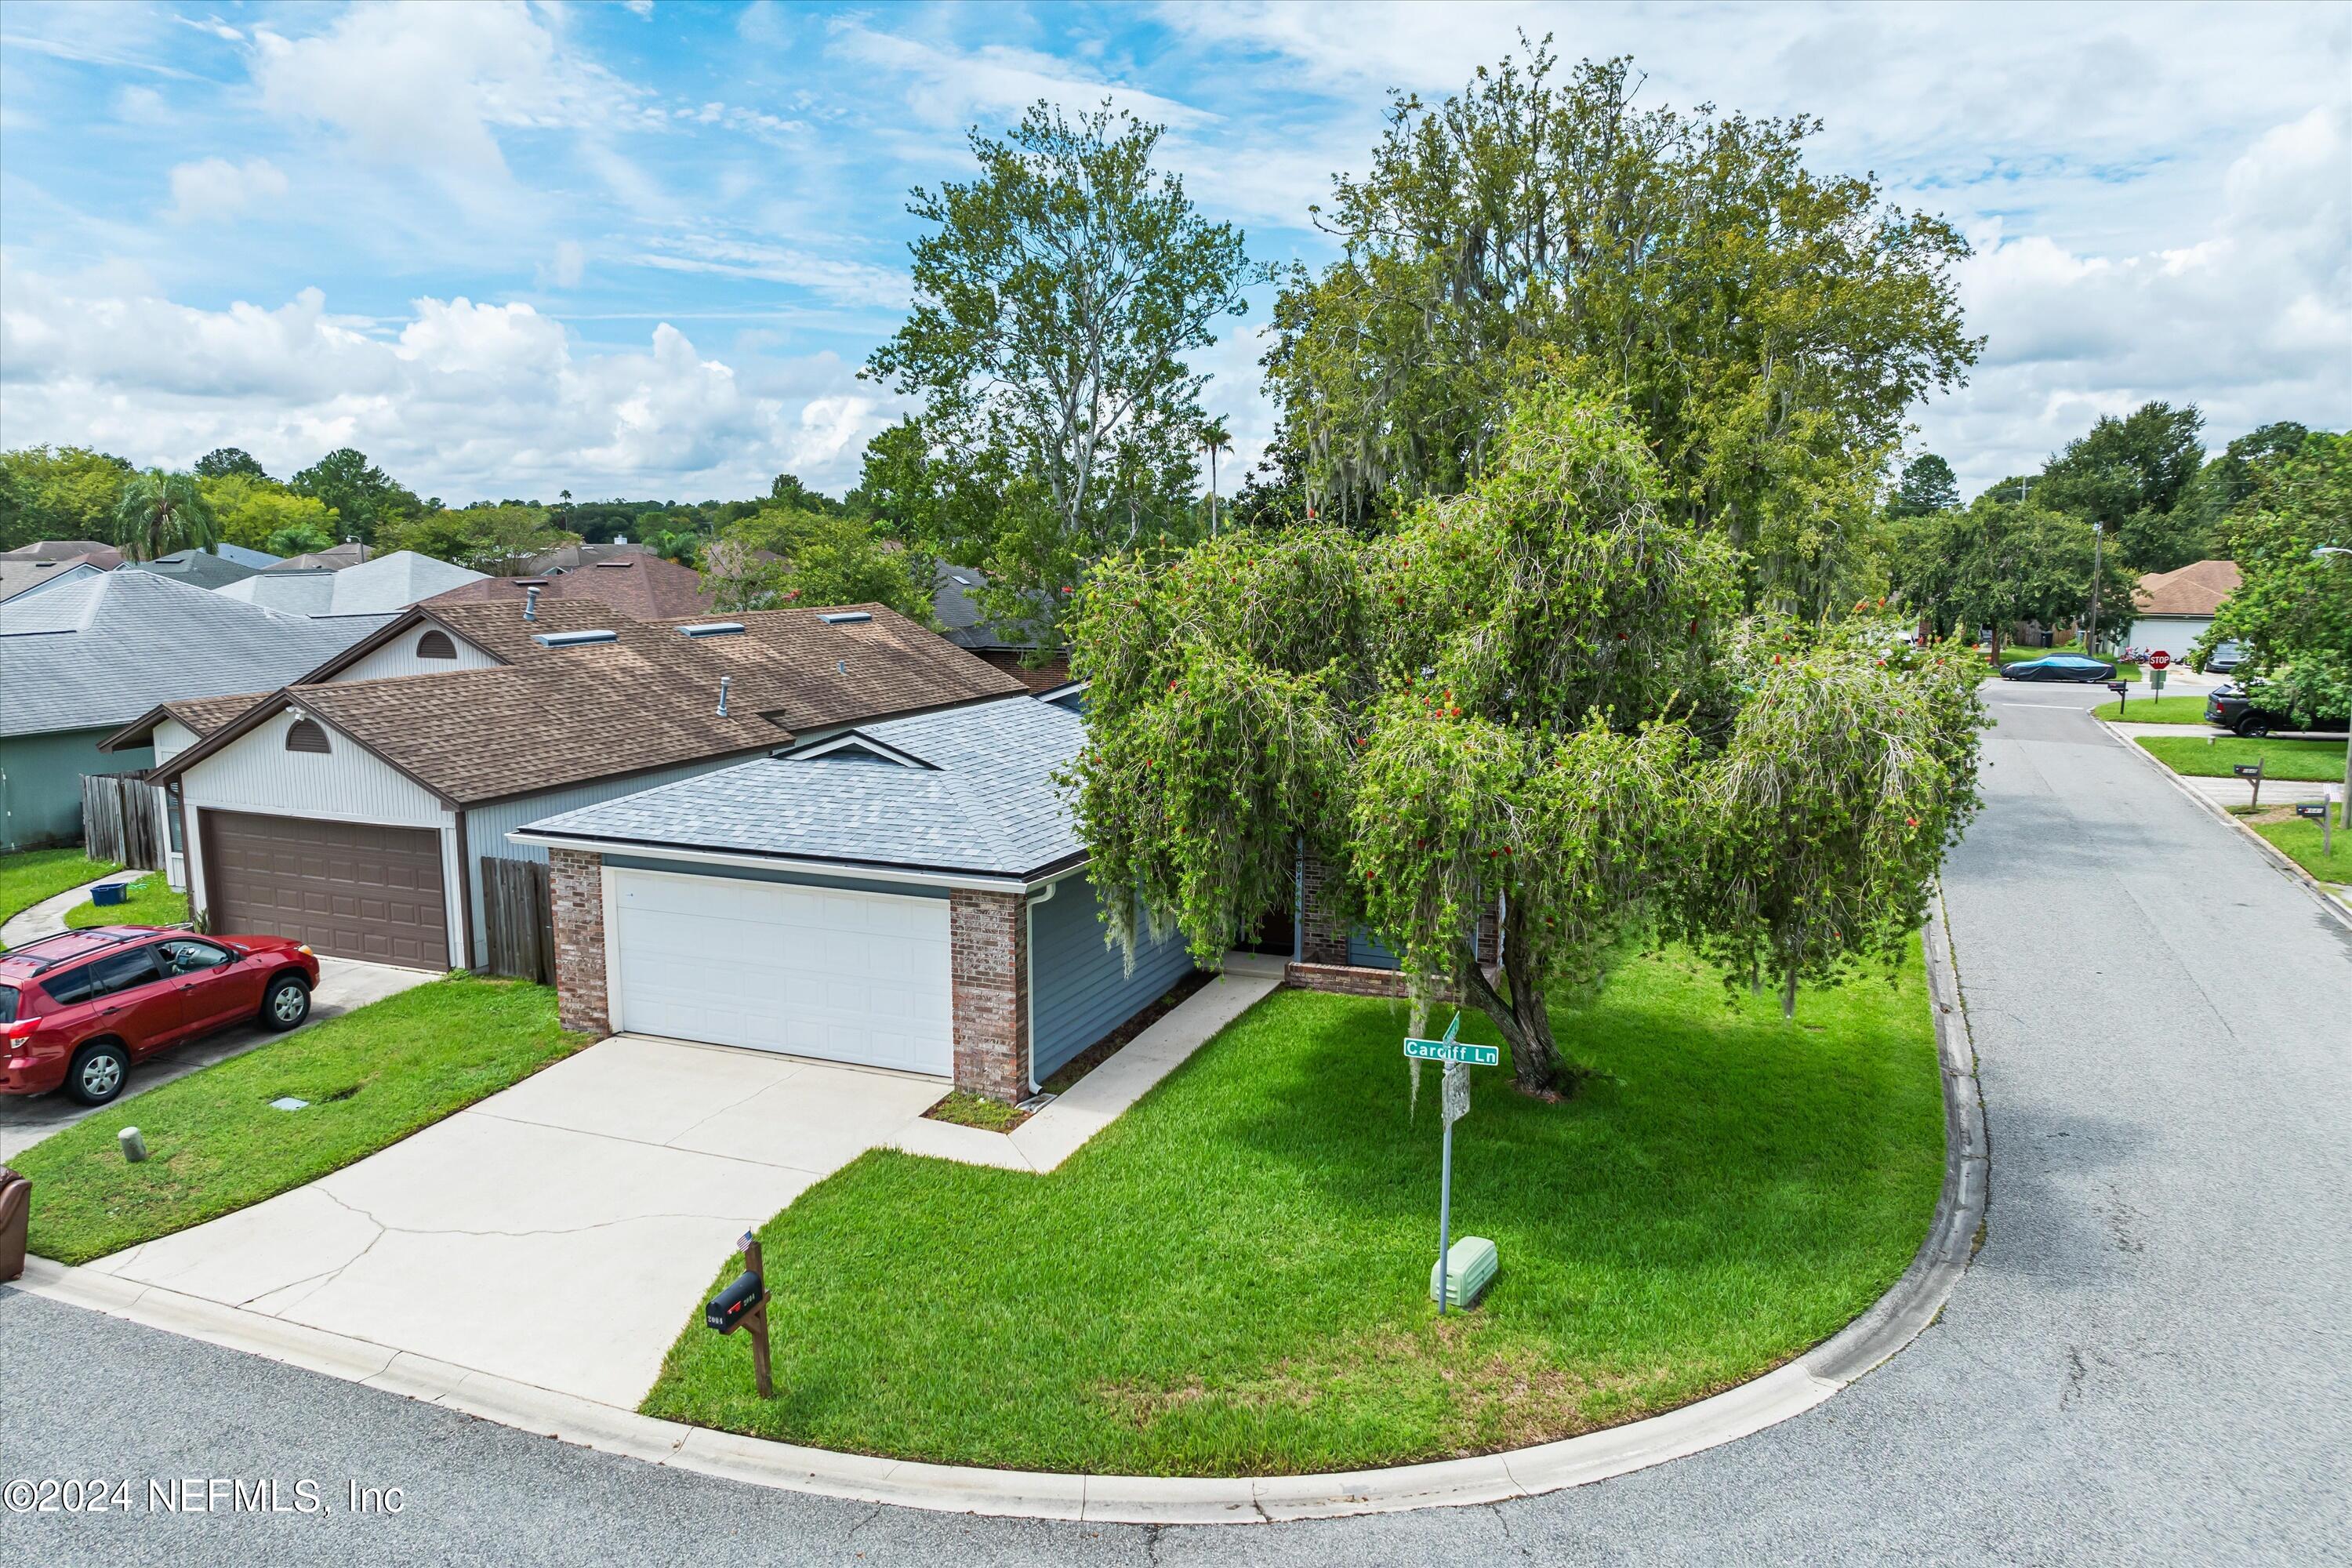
[1403,1012,1499,1314]
[1436,1080,1456,1315]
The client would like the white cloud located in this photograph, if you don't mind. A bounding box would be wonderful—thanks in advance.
[165,156,289,223]
[250,3,650,190]
[634,234,907,310]
[829,20,1211,132]
[113,85,169,125]
[545,240,587,289]
[0,273,897,500]
[1918,102,2350,495]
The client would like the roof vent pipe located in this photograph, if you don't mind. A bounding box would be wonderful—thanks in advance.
[717,676,731,717]
[524,585,541,622]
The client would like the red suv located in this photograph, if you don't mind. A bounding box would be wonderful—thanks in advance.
[0,926,321,1107]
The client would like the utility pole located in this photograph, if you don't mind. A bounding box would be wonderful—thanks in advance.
[2085,521,2104,655]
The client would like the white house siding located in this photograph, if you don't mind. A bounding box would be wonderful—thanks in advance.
[179,706,459,960]
[2126,616,2213,659]
[461,756,759,967]
[152,718,196,889]
[332,627,499,683]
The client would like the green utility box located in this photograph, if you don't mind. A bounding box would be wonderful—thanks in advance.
[1430,1236,1497,1308]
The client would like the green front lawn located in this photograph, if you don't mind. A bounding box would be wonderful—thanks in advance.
[63,872,191,931]
[16,976,593,1265]
[2136,735,2348,782]
[2246,816,2349,885]
[2092,695,2211,724]
[0,848,123,944]
[644,949,1944,1475]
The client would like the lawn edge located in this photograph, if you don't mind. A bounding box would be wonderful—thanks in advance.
[2096,719,2352,932]
[9,907,1987,1526]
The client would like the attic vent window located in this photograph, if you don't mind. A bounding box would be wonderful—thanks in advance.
[677,622,746,639]
[416,629,457,659]
[285,719,331,754]
[818,611,872,625]
[532,629,618,648]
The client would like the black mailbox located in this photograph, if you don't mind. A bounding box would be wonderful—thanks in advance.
[2232,763,2263,778]
[2295,802,2328,820]
[706,1269,767,1333]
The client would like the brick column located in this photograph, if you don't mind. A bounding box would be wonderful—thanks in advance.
[949,889,1030,1102]
[548,848,610,1036]
[1298,847,1351,966]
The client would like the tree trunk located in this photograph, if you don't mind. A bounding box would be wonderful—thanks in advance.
[1457,897,1583,1097]
[1781,962,1799,1021]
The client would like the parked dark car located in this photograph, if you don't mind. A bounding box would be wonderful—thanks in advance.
[2001,654,2116,683]
[2202,641,2248,674]
[2205,685,2350,739]
[0,927,319,1106]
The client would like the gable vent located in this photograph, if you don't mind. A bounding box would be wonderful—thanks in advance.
[416,629,457,659]
[532,629,618,648]
[818,611,872,625]
[285,719,332,754]
[677,622,746,639]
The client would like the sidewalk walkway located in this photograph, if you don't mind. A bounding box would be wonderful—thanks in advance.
[0,868,143,949]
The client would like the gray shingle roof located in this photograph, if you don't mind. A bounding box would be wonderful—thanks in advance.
[519,695,1085,880]
[121,550,261,590]
[217,550,486,616]
[0,571,386,739]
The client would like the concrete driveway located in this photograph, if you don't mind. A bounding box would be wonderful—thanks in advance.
[0,956,432,1163]
[82,1035,949,1406]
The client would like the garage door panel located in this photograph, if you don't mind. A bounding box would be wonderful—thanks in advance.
[201,810,448,971]
[612,872,952,1076]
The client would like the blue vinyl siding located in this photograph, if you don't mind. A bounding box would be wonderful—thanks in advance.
[1030,869,1195,1080]
[1348,928,1399,970]
[0,728,152,851]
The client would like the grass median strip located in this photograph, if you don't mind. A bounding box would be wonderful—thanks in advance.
[61,872,191,931]
[0,848,123,944]
[644,947,1943,1475]
[2241,815,2349,885]
[16,975,593,1265]
[2136,735,2347,782]
[2092,695,2210,724]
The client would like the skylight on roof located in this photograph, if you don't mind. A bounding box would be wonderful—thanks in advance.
[818,611,873,625]
[677,622,746,639]
[532,629,618,648]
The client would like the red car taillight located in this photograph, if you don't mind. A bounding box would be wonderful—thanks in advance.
[2,1016,41,1043]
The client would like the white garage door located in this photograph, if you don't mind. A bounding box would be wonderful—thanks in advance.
[611,869,954,1076]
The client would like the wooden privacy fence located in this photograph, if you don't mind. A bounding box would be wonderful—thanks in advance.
[481,855,555,983]
[82,772,166,869]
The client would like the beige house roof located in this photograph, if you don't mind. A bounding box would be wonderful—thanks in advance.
[2134,559,2240,617]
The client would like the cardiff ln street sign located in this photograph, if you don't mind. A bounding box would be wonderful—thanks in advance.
[1404,1036,1502,1066]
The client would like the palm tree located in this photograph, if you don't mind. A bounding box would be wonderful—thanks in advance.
[114,470,219,562]
[1201,418,1234,536]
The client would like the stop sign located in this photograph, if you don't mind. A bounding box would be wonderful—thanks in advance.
[2149,651,2172,670]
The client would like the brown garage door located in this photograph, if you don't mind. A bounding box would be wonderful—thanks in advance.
[200,810,449,970]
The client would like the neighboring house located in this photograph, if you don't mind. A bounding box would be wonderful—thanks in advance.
[216,550,487,618]
[2129,559,2241,658]
[423,554,716,619]
[0,554,108,604]
[210,542,285,571]
[114,598,1025,972]
[0,540,125,570]
[932,560,1067,691]
[0,572,382,851]
[119,548,262,591]
[524,541,655,575]
[267,542,372,572]
[514,692,1192,1104]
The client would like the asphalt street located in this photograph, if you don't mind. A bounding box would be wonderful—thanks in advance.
[5,682,2347,1566]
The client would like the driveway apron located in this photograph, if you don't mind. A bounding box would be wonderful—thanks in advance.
[82,1035,947,1406]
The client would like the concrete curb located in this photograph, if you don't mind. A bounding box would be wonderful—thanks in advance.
[2096,720,2352,933]
[10,915,1987,1525]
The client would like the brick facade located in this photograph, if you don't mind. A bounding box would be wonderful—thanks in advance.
[1285,960,1460,1002]
[548,847,611,1036]
[1298,847,1351,965]
[949,888,1031,1102]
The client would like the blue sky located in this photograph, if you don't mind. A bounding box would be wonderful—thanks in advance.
[2,1,2346,506]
